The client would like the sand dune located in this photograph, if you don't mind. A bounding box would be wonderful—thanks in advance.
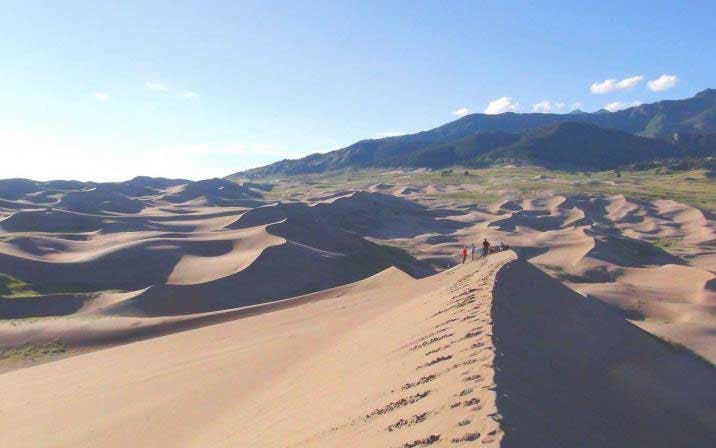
[1,184,440,325]
[3,174,716,374]
[231,192,466,238]
[2,251,714,447]
[160,178,263,207]
[166,225,285,285]
[340,188,716,362]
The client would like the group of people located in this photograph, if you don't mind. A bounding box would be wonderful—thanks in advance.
[461,239,510,264]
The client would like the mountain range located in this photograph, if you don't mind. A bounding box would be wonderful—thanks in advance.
[236,89,716,177]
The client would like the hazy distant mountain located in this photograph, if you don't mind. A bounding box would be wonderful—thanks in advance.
[235,89,716,177]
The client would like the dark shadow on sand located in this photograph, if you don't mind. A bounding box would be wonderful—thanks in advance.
[490,259,716,447]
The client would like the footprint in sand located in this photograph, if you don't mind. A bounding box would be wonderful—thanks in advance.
[449,397,481,410]
[364,391,431,420]
[409,333,453,351]
[402,375,437,390]
[386,412,430,432]
[418,355,453,370]
[398,434,441,448]
[435,317,458,328]
[455,388,473,397]
[451,432,481,443]
[481,429,499,444]
[424,344,450,356]
[463,374,483,383]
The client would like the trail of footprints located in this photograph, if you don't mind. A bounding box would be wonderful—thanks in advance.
[361,263,505,446]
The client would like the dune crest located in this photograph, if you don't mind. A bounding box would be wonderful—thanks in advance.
[2,251,715,447]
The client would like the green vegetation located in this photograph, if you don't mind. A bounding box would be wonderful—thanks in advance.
[434,191,500,205]
[0,273,39,298]
[0,341,66,361]
[253,165,715,212]
[652,237,678,251]
[0,272,105,297]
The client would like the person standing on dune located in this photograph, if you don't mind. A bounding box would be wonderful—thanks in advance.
[482,239,490,257]
[462,247,468,264]
[471,243,475,261]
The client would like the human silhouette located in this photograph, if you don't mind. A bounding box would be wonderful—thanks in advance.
[482,239,490,257]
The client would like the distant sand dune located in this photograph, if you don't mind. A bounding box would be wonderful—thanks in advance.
[1,185,438,323]
[2,175,716,371]
[360,188,716,362]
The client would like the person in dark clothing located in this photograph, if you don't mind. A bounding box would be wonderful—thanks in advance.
[471,243,475,261]
[482,239,490,257]
[462,247,468,264]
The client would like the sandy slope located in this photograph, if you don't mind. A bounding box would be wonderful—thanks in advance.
[2,251,714,447]
[2,175,716,375]
[366,191,716,361]
[0,184,434,322]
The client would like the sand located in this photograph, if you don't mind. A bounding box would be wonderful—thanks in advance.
[364,192,716,362]
[3,175,716,447]
[3,176,716,365]
[0,183,434,323]
[1,251,714,447]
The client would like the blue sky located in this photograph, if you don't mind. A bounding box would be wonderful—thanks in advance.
[1,0,714,181]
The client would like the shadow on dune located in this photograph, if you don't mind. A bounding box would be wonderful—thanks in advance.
[491,259,716,447]
[0,294,92,319]
[0,238,234,292]
[489,210,566,232]
[104,230,433,317]
[513,246,549,260]
[228,192,469,239]
[586,231,688,267]
[706,277,716,292]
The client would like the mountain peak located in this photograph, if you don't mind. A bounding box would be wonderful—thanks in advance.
[234,89,716,178]
[695,88,716,98]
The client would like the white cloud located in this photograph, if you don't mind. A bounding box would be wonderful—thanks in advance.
[484,97,518,114]
[452,107,471,117]
[647,74,678,92]
[93,92,110,101]
[603,100,642,112]
[376,131,405,138]
[603,102,623,112]
[146,82,170,91]
[590,75,644,94]
[531,101,568,113]
[531,101,553,113]
[181,91,200,99]
[571,102,583,110]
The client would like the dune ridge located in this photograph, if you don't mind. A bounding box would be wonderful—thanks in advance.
[2,176,716,367]
[2,251,715,447]
[0,183,437,324]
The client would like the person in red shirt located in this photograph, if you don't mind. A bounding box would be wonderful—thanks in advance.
[462,247,468,264]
